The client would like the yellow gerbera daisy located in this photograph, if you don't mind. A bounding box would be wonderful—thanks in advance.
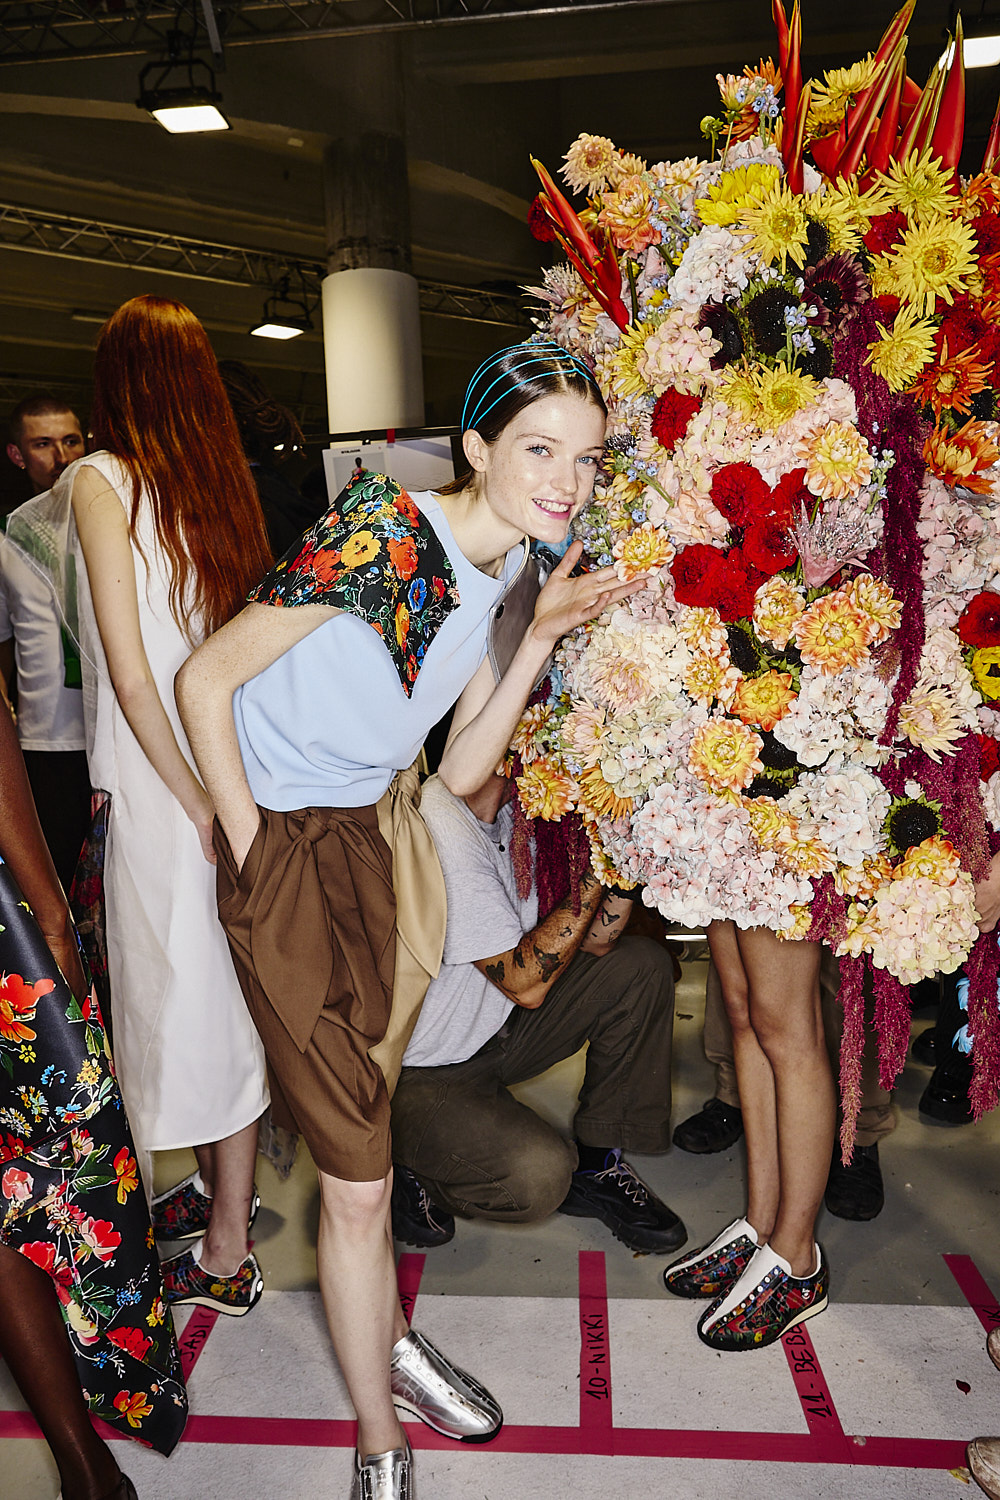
[809,54,883,119]
[877,147,957,226]
[562,133,619,195]
[721,364,820,433]
[865,302,937,392]
[888,216,978,317]
[740,181,810,272]
[695,163,780,227]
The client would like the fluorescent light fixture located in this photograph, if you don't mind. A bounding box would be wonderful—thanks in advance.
[940,35,1000,69]
[250,319,305,341]
[148,96,230,134]
[137,51,230,134]
[249,280,314,340]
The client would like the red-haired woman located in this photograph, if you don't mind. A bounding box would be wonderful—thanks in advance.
[63,295,272,1313]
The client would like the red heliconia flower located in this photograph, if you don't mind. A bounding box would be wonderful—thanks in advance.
[710,462,773,527]
[528,194,557,243]
[957,590,1000,648]
[650,389,702,453]
[671,543,725,605]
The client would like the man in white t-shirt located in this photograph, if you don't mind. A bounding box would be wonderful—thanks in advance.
[1,396,90,891]
[390,771,685,1255]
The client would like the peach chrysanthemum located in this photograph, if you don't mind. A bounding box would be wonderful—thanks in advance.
[684,652,740,708]
[896,834,962,884]
[688,717,763,794]
[731,670,797,731]
[753,576,806,648]
[653,157,703,197]
[897,684,968,762]
[598,173,658,252]
[923,419,1000,495]
[562,133,619,194]
[846,575,902,644]
[613,521,673,581]
[576,763,634,821]
[516,759,577,820]
[834,852,893,900]
[679,605,728,655]
[798,422,874,500]
[562,700,607,767]
[782,831,837,877]
[776,903,814,941]
[510,703,552,764]
[794,590,874,674]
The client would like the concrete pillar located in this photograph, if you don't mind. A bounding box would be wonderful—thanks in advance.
[322,36,424,434]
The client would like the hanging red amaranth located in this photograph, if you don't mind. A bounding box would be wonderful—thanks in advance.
[872,963,911,1093]
[836,952,868,1161]
[964,930,1000,1118]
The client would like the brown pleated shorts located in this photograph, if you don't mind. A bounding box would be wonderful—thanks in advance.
[215,804,396,1181]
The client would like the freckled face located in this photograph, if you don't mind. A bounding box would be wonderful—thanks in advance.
[473,393,606,544]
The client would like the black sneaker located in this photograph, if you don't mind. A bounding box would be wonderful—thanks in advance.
[911,1026,936,1066]
[824,1141,884,1221]
[672,1098,744,1155]
[919,1065,974,1124]
[557,1149,686,1253]
[391,1164,455,1248]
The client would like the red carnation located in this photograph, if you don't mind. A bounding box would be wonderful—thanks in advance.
[671,543,725,605]
[528,195,556,243]
[977,733,1000,783]
[939,296,991,355]
[957,590,1000,648]
[974,213,1000,261]
[864,210,907,256]
[706,554,765,622]
[651,389,702,453]
[770,467,811,527]
[742,516,797,576]
[710,463,772,528]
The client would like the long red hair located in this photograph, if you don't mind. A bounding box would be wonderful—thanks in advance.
[89,295,273,637]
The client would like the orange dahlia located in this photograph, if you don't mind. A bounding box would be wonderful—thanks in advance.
[688,717,763,794]
[923,419,1000,495]
[907,339,991,420]
[577,763,634,821]
[731,670,797,731]
[516,759,577,820]
[795,590,874,674]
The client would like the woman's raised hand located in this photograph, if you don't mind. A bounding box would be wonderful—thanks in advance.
[530,540,644,650]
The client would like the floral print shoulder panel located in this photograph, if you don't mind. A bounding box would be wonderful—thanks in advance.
[0,856,188,1455]
[248,470,460,697]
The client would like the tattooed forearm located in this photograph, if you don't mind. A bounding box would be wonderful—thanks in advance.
[484,960,506,985]
[532,945,563,980]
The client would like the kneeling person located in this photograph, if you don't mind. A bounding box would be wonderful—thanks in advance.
[391,770,686,1254]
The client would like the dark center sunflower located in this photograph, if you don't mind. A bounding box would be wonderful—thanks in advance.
[726,622,764,674]
[804,218,831,265]
[699,301,745,368]
[744,286,798,357]
[885,799,942,853]
[757,729,803,772]
[797,339,834,380]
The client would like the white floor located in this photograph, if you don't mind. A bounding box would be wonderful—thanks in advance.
[4,959,999,1499]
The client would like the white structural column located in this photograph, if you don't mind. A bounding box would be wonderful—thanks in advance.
[321,35,424,434]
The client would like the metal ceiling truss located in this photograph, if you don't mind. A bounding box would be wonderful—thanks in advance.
[0,0,645,65]
[0,201,530,328]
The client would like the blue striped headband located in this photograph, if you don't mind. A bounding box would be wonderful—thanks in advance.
[461,341,600,433]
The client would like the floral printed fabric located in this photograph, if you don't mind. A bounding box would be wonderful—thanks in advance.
[0,857,187,1454]
[248,470,460,697]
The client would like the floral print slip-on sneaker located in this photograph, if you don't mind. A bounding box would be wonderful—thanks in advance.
[662,1216,759,1299]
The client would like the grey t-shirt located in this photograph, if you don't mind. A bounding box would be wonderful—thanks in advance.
[402,775,539,1069]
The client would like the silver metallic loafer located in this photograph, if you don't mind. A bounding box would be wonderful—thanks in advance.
[390,1328,503,1443]
[353,1438,413,1500]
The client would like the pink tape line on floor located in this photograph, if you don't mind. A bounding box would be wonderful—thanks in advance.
[396,1252,425,1327]
[780,1323,852,1463]
[578,1250,613,1454]
[944,1254,1000,1335]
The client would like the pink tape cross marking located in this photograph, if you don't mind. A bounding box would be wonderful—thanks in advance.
[944,1254,1000,1336]
[578,1250,613,1454]
[396,1252,425,1328]
[781,1323,852,1463]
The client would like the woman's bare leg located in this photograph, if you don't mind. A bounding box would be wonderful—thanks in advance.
[707,920,778,1241]
[194,1115,260,1275]
[0,1242,122,1500]
[316,1167,407,1457]
[735,929,834,1275]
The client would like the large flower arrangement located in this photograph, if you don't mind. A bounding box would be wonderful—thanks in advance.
[516,0,1000,1133]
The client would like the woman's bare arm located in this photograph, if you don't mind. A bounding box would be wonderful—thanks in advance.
[438,542,641,798]
[0,696,86,998]
[176,600,337,867]
[72,464,219,863]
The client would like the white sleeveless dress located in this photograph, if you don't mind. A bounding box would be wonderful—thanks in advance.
[68,451,267,1160]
